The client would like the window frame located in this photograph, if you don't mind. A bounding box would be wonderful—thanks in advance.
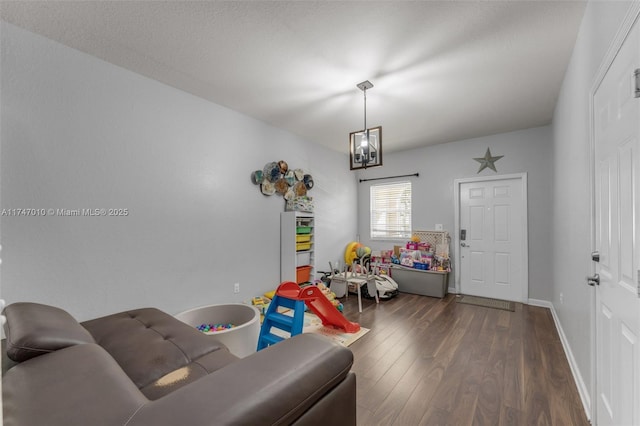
[369,180,412,241]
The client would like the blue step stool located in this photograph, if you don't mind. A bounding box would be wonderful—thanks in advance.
[257,284,306,351]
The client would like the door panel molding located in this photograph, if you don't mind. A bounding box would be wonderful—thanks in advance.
[454,173,529,302]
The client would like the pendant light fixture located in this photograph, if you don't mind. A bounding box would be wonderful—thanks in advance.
[350,80,382,170]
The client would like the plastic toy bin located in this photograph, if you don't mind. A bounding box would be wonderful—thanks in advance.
[296,265,312,284]
[296,242,312,251]
[175,303,260,358]
[296,226,312,234]
[389,264,449,298]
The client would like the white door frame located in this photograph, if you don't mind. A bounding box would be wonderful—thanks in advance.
[453,173,529,302]
[589,4,640,423]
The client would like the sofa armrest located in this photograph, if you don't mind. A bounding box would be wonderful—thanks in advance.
[3,344,147,426]
[126,333,354,426]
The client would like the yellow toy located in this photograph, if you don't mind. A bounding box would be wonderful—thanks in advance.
[344,242,371,265]
[344,241,362,264]
[252,297,267,306]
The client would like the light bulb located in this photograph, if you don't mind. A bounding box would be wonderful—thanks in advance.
[360,134,368,148]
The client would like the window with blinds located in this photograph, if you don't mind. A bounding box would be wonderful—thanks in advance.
[370,181,412,239]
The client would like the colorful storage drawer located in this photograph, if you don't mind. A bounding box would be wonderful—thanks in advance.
[295,234,312,243]
[296,266,312,284]
[296,226,312,234]
[296,242,312,251]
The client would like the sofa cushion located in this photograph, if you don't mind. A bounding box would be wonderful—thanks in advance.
[140,348,239,400]
[3,343,147,426]
[2,302,95,363]
[81,307,227,390]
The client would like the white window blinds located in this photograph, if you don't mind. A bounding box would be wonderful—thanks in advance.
[370,181,412,239]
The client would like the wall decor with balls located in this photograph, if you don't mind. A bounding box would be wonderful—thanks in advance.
[251,161,314,212]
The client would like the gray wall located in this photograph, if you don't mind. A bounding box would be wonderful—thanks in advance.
[551,0,633,407]
[357,125,553,301]
[0,23,358,321]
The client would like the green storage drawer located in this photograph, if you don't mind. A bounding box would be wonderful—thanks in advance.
[296,226,312,234]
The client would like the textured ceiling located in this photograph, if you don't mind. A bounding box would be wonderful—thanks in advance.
[0,1,587,154]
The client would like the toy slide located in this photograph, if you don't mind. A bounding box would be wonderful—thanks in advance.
[277,282,360,334]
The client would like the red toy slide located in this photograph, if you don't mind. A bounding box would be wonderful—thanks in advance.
[276,282,360,333]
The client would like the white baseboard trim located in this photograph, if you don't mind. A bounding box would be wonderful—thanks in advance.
[527,298,552,308]
[528,298,591,421]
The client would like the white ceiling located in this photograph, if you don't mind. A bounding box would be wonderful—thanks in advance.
[0,1,587,154]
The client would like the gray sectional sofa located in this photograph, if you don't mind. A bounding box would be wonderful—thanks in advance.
[2,302,356,425]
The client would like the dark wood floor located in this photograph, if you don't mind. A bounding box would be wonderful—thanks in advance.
[339,292,589,426]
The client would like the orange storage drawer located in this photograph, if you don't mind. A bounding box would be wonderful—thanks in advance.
[296,265,312,284]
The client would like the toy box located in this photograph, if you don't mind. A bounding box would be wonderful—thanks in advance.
[389,264,449,298]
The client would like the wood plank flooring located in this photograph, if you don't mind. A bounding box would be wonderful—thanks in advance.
[339,292,588,426]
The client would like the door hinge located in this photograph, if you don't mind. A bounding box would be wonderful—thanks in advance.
[635,69,640,98]
[637,269,640,297]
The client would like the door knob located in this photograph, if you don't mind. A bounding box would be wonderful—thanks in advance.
[587,273,600,286]
[460,242,469,247]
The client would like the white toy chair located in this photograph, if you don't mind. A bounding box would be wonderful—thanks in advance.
[347,259,379,313]
[328,261,348,299]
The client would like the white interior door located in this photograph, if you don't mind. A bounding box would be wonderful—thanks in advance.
[456,174,527,302]
[593,16,640,426]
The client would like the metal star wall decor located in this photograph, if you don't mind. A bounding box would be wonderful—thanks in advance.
[473,148,504,173]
